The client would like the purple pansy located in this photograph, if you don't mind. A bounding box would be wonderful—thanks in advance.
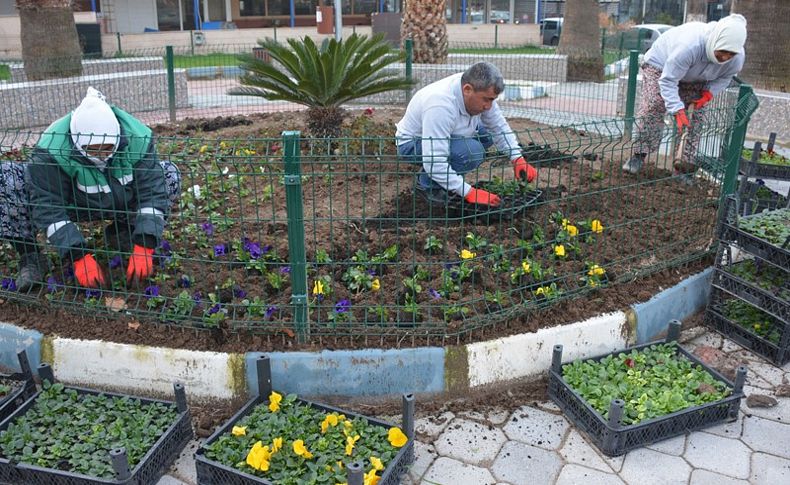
[109,255,123,269]
[200,221,215,236]
[213,244,226,257]
[264,305,278,320]
[192,291,203,307]
[46,276,61,293]
[178,275,192,288]
[85,289,102,299]
[144,285,160,298]
[207,303,222,315]
[335,299,351,313]
[160,239,172,255]
[233,286,247,299]
[243,238,263,260]
[429,288,441,300]
[1,278,17,292]
[279,266,291,275]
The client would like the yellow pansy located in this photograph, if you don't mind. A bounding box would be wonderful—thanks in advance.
[591,219,604,233]
[554,245,566,257]
[588,265,606,277]
[313,280,324,296]
[521,261,531,273]
[231,425,247,437]
[293,439,313,459]
[535,286,549,296]
[561,218,570,228]
[370,456,384,471]
[268,391,282,412]
[321,414,339,433]
[566,224,578,237]
[588,278,598,288]
[245,441,271,471]
[388,427,408,448]
[460,249,476,260]
[345,434,361,455]
[199,145,208,154]
[364,469,380,485]
[371,278,381,292]
[272,437,283,452]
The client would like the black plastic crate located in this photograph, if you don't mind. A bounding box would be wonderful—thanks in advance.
[195,356,415,485]
[712,265,789,323]
[739,137,790,182]
[0,375,193,485]
[548,321,746,456]
[718,196,790,269]
[706,287,790,366]
[0,350,37,424]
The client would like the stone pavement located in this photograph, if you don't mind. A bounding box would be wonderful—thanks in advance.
[159,329,790,485]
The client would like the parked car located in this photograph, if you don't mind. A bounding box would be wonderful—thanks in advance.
[629,23,673,52]
[490,10,510,24]
[540,17,563,46]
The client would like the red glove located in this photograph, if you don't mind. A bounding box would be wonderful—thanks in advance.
[513,156,538,182]
[73,254,106,288]
[675,109,690,131]
[464,188,501,207]
[693,90,713,110]
[126,245,155,283]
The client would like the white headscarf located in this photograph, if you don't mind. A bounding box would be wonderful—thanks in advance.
[705,14,747,64]
[69,87,120,168]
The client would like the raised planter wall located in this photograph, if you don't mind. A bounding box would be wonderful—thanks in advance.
[8,57,164,83]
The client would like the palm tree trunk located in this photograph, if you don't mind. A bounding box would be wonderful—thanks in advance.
[732,0,790,92]
[401,0,448,64]
[686,0,708,23]
[17,0,83,81]
[557,0,603,82]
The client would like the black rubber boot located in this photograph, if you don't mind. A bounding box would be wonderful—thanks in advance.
[622,153,646,174]
[12,241,47,292]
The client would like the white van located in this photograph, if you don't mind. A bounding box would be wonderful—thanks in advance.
[540,17,563,46]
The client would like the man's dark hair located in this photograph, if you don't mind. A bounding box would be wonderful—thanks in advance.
[461,62,505,95]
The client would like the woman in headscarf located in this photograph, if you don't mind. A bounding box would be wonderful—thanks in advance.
[622,14,748,174]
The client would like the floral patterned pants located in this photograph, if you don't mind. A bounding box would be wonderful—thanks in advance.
[0,161,181,241]
[633,64,710,161]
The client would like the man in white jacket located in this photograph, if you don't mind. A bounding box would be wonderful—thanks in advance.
[623,14,747,174]
[396,62,537,206]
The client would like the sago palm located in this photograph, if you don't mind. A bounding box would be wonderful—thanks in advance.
[229,33,414,138]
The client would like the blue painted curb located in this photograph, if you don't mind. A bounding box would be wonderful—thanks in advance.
[0,323,43,372]
[245,347,445,398]
[632,267,713,344]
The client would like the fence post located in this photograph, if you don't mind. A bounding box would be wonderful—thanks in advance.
[494,24,499,48]
[623,49,639,140]
[600,27,606,55]
[405,38,413,81]
[189,31,195,56]
[283,131,309,342]
[165,46,176,123]
[116,32,123,56]
[618,32,624,56]
[720,84,756,203]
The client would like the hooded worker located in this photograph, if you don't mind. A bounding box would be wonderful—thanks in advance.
[0,87,181,291]
[622,14,748,174]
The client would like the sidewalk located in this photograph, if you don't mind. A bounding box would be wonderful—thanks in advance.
[159,329,790,485]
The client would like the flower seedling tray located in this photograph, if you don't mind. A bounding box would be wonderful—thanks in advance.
[0,378,193,485]
[706,287,790,366]
[740,137,790,182]
[719,197,790,269]
[0,350,36,424]
[195,356,414,485]
[548,322,746,456]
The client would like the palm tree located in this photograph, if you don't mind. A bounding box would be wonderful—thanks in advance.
[401,0,448,64]
[17,0,82,80]
[557,0,604,82]
[230,33,414,138]
[686,0,708,23]
[732,0,790,92]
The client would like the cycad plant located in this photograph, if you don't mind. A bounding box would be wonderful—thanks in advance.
[230,33,414,138]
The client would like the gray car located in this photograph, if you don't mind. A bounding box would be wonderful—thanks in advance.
[630,23,673,53]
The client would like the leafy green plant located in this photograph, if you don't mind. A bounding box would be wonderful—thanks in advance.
[343,266,375,293]
[723,298,782,344]
[464,232,488,251]
[230,34,414,137]
[562,343,730,425]
[728,259,790,300]
[739,208,790,247]
[743,148,790,166]
[423,235,443,254]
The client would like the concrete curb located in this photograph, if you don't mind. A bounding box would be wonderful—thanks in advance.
[0,268,713,400]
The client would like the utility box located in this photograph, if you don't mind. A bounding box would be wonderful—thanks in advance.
[371,12,403,47]
[316,6,334,34]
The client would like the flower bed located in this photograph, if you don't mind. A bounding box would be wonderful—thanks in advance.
[0,351,36,424]
[195,357,414,484]
[0,380,193,484]
[548,324,746,456]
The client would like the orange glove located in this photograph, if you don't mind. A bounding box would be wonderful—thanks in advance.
[126,245,155,283]
[73,254,105,288]
[675,109,690,131]
[513,156,538,182]
[464,187,501,207]
[693,90,713,110]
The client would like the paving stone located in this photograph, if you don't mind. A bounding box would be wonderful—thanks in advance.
[645,434,686,456]
[602,453,625,473]
[742,415,790,459]
[742,385,790,424]
[502,405,570,450]
[684,432,751,479]
[415,412,455,440]
[745,359,789,387]
[750,452,790,485]
[689,469,750,484]
[457,408,510,426]
[491,440,563,485]
[433,418,507,466]
[408,440,437,483]
[721,339,746,353]
[156,476,189,485]
[421,456,497,485]
[559,429,614,473]
[620,448,692,485]
[537,400,561,413]
[165,438,199,485]
[687,332,723,349]
[555,464,625,485]
[703,412,744,439]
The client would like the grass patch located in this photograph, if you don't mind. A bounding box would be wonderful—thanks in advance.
[172,52,241,68]
[0,64,10,82]
[449,45,554,55]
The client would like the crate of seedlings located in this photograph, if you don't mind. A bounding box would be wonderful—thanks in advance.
[706,286,790,365]
[718,195,790,269]
[0,350,37,424]
[0,364,193,485]
[739,135,790,182]
[195,356,414,485]
[548,321,746,456]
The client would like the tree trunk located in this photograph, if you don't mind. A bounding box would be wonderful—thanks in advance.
[557,0,603,82]
[17,0,83,81]
[401,0,448,64]
[732,0,790,92]
[686,0,708,23]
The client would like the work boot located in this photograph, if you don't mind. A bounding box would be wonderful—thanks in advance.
[622,153,646,174]
[15,252,47,292]
[415,170,450,204]
[104,220,134,253]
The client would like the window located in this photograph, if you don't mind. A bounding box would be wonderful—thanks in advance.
[240,0,265,16]
[354,0,378,15]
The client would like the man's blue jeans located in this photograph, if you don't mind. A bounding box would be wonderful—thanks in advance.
[398,129,494,190]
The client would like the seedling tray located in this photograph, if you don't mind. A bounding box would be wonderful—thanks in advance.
[739,137,790,182]
[712,266,789,323]
[718,197,790,269]
[548,324,745,456]
[0,382,193,485]
[0,351,36,424]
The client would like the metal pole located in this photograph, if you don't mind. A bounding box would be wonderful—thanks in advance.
[116,32,123,56]
[166,46,177,123]
[720,84,755,203]
[290,0,295,28]
[462,0,467,24]
[624,49,640,139]
[334,0,343,41]
[283,131,309,342]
